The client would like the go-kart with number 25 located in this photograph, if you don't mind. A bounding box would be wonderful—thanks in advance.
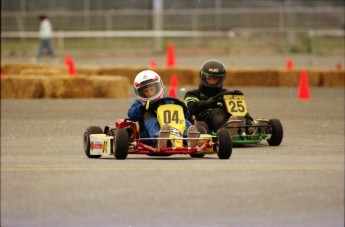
[195,90,284,146]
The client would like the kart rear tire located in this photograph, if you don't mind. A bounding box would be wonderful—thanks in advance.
[112,128,129,160]
[83,126,103,159]
[267,119,283,146]
[195,121,209,133]
[190,125,208,158]
[216,128,232,159]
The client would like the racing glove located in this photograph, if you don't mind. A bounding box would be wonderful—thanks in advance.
[205,97,218,107]
[196,97,217,109]
[187,98,217,115]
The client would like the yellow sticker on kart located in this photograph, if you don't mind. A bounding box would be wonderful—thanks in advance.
[90,134,112,155]
[157,104,186,148]
[223,94,248,117]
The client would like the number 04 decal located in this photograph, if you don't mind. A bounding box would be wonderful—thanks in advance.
[157,104,185,129]
[163,110,179,124]
[224,95,248,116]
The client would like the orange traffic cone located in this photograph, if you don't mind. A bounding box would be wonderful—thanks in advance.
[169,74,179,88]
[298,70,310,100]
[166,44,176,67]
[168,74,179,98]
[169,87,177,98]
[150,59,157,68]
[65,55,76,76]
[336,62,342,70]
[286,58,293,70]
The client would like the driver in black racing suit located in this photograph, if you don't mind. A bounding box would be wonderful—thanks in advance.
[184,59,255,133]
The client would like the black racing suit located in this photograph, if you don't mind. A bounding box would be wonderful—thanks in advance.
[184,84,254,132]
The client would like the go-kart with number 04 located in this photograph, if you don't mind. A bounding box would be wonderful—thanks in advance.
[194,90,283,146]
[83,97,232,160]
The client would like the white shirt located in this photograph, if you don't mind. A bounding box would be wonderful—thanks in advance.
[39,19,53,39]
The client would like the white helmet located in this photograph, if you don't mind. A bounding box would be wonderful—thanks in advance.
[133,70,164,104]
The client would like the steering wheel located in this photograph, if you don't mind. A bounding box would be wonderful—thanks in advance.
[212,90,244,100]
[147,97,188,113]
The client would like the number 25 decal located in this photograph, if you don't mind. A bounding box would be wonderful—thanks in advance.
[229,100,245,113]
[225,99,248,116]
[163,110,179,124]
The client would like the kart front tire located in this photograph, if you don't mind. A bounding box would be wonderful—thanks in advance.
[112,128,129,160]
[267,119,283,146]
[83,126,103,159]
[216,128,232,159]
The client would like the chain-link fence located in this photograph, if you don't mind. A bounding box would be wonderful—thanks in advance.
[1,0,344,56]
[2,0,344,31]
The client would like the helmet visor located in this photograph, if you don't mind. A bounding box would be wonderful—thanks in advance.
[136,81,162,99]
[200,71,225,88]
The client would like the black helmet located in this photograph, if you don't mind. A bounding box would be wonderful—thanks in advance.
[200,59,226,88]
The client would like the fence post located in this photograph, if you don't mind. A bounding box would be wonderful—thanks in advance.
[153,0,163,53]
[57,31,65,51]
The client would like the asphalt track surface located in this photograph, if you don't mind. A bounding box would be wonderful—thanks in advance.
[1,87,344,227]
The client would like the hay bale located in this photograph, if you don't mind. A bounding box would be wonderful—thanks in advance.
[20,67,67,76]
[97,67,198,86]
[277,69,321,86]
[91,75,130,98]
[2,63,343,92]
[1,74,130,99]
[304,69,323,86]
[1,63,34,74]
[1,75,47,98]
[1,63,66,75]
[155,67,197,86]
[277,69,344,87]
[278,69,302,86]
[77,66,101,75]
[319,70,345,86]
[97,66,142,83]
[226,69,279,86]
[44,75,93,98]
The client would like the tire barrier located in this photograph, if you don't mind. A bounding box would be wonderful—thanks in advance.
[1,63,343,98]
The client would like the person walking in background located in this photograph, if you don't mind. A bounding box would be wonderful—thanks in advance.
[34,15,57,62]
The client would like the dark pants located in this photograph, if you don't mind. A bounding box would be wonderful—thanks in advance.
[36,38,56,59]
[206,108,230,131]
[205,107,254,132]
